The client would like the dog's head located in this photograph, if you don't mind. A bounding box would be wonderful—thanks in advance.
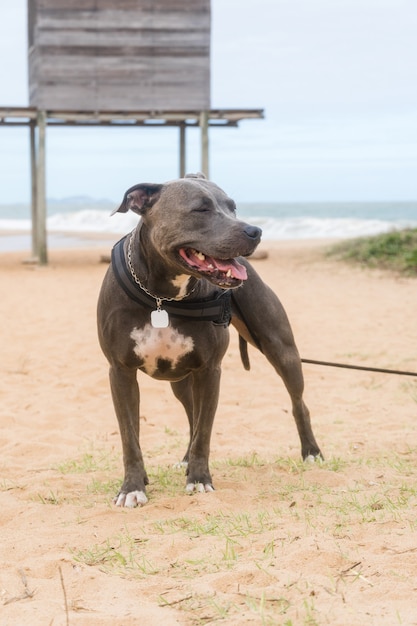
[113,175,262,289]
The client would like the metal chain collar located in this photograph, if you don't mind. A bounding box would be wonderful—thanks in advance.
[126,228,197,308]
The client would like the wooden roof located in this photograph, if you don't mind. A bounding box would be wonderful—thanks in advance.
[0,107,264,127]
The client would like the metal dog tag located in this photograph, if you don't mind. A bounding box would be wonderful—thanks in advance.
[151,308,169,328]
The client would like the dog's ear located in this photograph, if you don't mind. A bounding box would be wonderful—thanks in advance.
[184,172,207,180]
[111,183,163,216]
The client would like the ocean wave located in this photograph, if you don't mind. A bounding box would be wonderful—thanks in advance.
[247,216,417,239]
[47,209,140,233]
[1,210,416,241]
[0,210,139,235]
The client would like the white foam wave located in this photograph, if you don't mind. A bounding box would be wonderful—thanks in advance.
[248,216,417,239]
[1,210,416,241]
[0,210,138,235]
[0,218,32,231]
[46,209,139,233]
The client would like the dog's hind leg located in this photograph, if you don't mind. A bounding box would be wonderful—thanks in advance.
[261,334,322,461]
[232,260,322,461]
[172,367,220,493]
[184,366,221,492]
[171,376,194,466]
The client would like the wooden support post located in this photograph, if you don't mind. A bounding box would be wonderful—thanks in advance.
[29,120,38,261]
[199,110,209,178]
[35,110,47,265]
[179,122,186,177]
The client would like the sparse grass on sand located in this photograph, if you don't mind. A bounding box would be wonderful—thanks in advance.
[41,445,417,625]
[327,228,417,275]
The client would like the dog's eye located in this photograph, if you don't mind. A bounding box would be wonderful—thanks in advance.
[193,205,211,213]
[226,200,237,214]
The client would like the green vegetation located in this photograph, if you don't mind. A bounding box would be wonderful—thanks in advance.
[56,449,119,474]
[64,450,417,623]
[327,228,417,275]
[16,446,415,623]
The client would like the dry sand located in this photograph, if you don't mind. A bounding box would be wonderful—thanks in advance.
[1,239,417,625]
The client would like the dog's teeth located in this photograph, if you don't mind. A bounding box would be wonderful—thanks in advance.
[226,269,232,277]
[208,263,214,269]
[195,251,206,261]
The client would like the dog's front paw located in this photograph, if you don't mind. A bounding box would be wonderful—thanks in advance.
[114,490,148,508]
[304,453,324,464]
[185,482,214,494]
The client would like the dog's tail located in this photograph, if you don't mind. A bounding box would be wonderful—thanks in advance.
[239,335,251,371]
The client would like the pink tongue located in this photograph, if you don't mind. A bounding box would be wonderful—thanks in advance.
[180,249,248,280]
[211,257,248,280]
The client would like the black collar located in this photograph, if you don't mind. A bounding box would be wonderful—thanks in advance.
[111,236,232,326]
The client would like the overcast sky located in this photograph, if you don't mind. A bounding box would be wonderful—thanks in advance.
[0,0,416,204]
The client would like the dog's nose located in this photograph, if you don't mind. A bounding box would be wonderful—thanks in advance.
[244,225,262,241]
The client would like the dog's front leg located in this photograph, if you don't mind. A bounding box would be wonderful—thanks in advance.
[109,364,149,507]
[185,366,221,493]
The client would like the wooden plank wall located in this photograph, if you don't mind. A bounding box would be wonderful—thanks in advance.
[28,0,211,111]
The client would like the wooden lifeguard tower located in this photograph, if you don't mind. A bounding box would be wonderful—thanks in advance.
[0,1,263,263]
[28,0,211,111]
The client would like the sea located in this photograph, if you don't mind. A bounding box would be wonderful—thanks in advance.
[0,197,416,252]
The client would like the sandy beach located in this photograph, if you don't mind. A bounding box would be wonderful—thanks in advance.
[1,239,417,625]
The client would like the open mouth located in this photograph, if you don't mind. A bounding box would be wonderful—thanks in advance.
[178,247,247,288]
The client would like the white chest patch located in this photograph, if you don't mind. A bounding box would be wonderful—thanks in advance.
[130,324,194,376]
[171,274,192,299]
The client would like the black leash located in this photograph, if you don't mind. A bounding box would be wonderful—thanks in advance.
[231,296,417,378]
[301,358,417,378]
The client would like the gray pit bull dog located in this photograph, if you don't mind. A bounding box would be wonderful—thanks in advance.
[97,174,322,507]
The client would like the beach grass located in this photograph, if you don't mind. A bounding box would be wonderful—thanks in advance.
[327,228,417,275]
[61,449,417,624]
